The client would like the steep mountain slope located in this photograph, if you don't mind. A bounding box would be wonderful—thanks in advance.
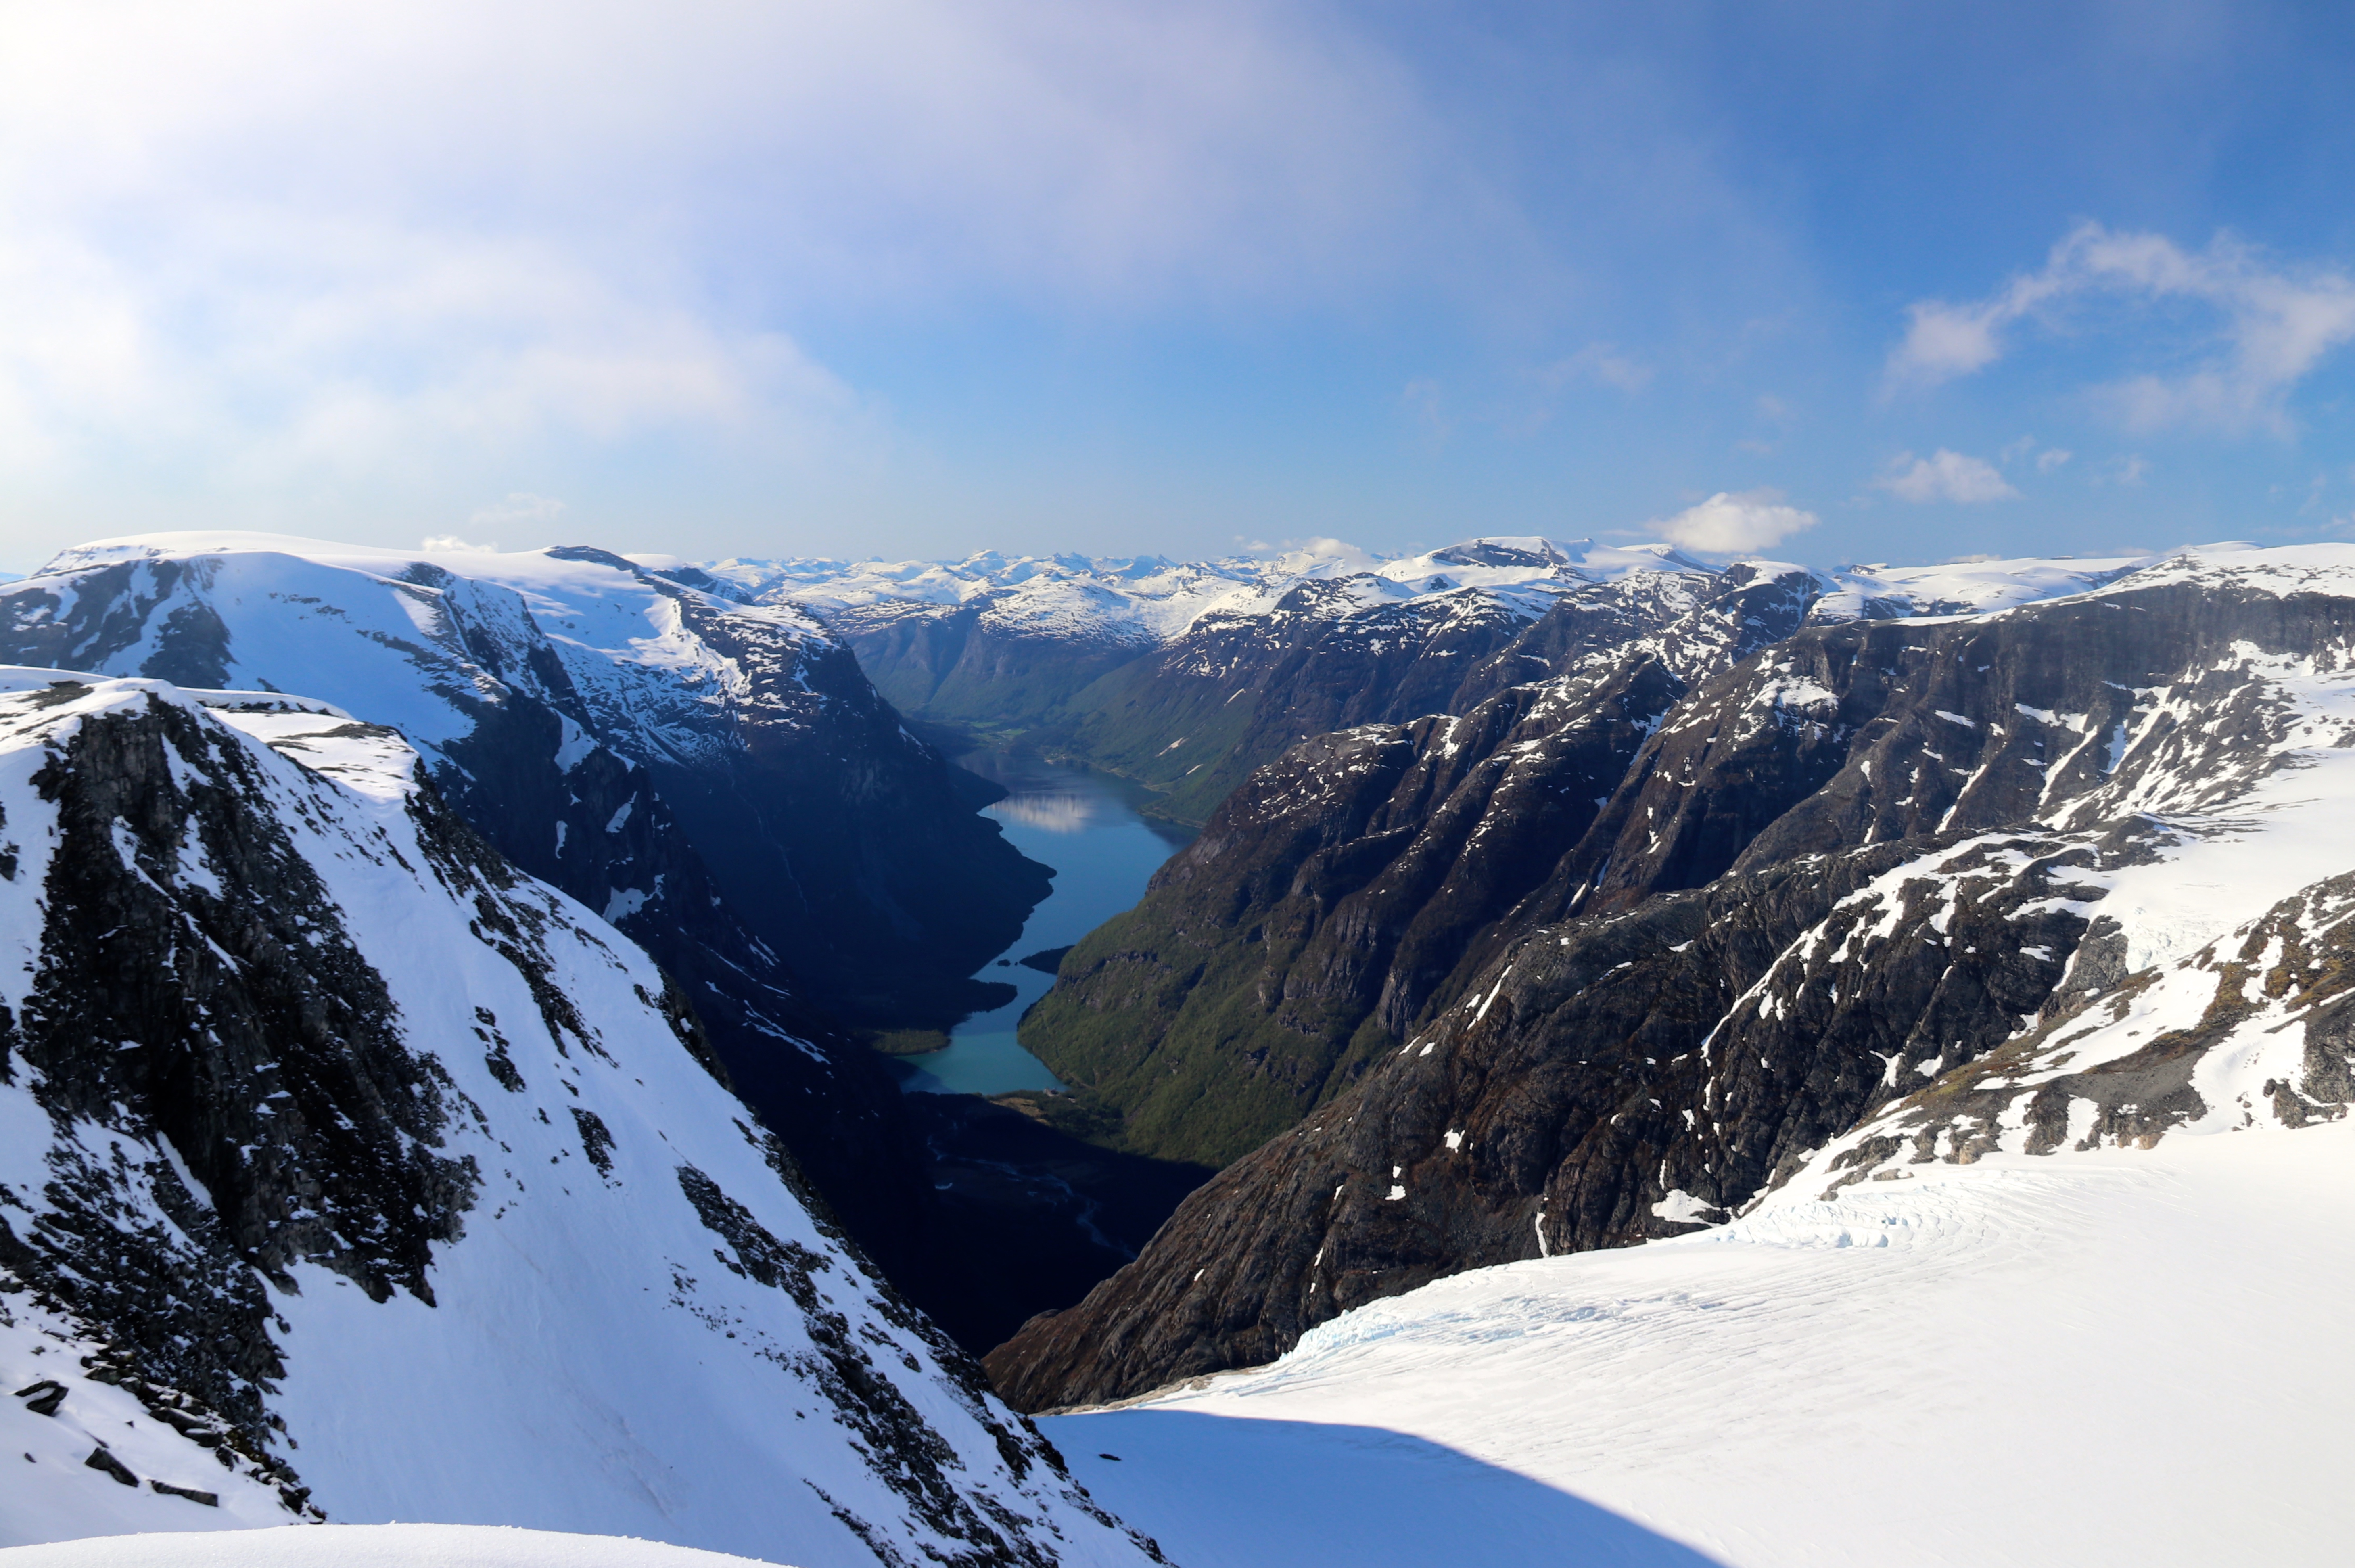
[1016,564,1819,1167]
[0,535,1048,1295]
[0,669,1159,1566]
[988,543,2355,1408]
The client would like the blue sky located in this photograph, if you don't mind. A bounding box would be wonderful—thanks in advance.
[5,0,2354,572]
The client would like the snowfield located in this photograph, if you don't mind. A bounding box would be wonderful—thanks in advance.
[1052,1118,2355,1567]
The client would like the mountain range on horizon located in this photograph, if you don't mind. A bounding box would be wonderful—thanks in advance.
[6,527,2355,1566]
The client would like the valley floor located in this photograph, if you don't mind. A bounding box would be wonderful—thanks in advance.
[1045,1119,2355,1567]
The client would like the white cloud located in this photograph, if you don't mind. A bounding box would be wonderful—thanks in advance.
[420,534,501,553]
[1885,223,2355,434]
[1875,449,2020,504]
[2036,448,2073,472]
[1265,537,1381,573]
[0,211,867,494]
[1653,489,1818,554]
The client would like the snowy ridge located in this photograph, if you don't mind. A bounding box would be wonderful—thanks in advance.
[1805,550,2154,622]
[25,532,838,773]
[0,671,1157,1566]
[707,537,1719,649]
[702,535,2202,656]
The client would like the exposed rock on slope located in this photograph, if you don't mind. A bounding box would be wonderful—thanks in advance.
[986,544,2355,1409]
[0,669,1160,1566]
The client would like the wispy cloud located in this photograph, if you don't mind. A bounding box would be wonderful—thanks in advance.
[2095,454,2152,488]
[1875,449,2019,504]
[1653,489,1817,554]
[463,493,568,541]
[1540,343,1653,394]
[1885,223,2355,435]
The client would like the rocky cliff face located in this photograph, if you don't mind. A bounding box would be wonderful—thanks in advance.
[986,546,2355,1410]
[0,537,1049,1299]
[1013,566,1818,1168]
[0,670,1160,1565]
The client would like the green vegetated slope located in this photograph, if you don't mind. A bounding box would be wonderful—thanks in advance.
[1016,663,1684,1167]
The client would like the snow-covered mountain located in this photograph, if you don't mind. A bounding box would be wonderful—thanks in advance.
[0,669,1160,1566]
[0,533,1051,1298]
[725,539,1752,823]
[707,537,1706,646]
[989,541,2355,1410]
[717,537,2150,651]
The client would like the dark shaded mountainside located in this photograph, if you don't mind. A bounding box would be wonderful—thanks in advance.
[0,539,1058,1346]
[987,554,2355,1410]
[0,671,1162,1563]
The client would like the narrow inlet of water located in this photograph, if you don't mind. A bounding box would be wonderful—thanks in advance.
[894,753,1193,1096]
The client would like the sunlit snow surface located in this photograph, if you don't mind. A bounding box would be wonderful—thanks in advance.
[0,1524,788,1567]
[1053,1123,2355,1567]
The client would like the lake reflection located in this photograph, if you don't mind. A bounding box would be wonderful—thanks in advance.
[894,753,1193,1097]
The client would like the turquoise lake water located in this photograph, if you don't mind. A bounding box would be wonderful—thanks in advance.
[893,753,1193,1096]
